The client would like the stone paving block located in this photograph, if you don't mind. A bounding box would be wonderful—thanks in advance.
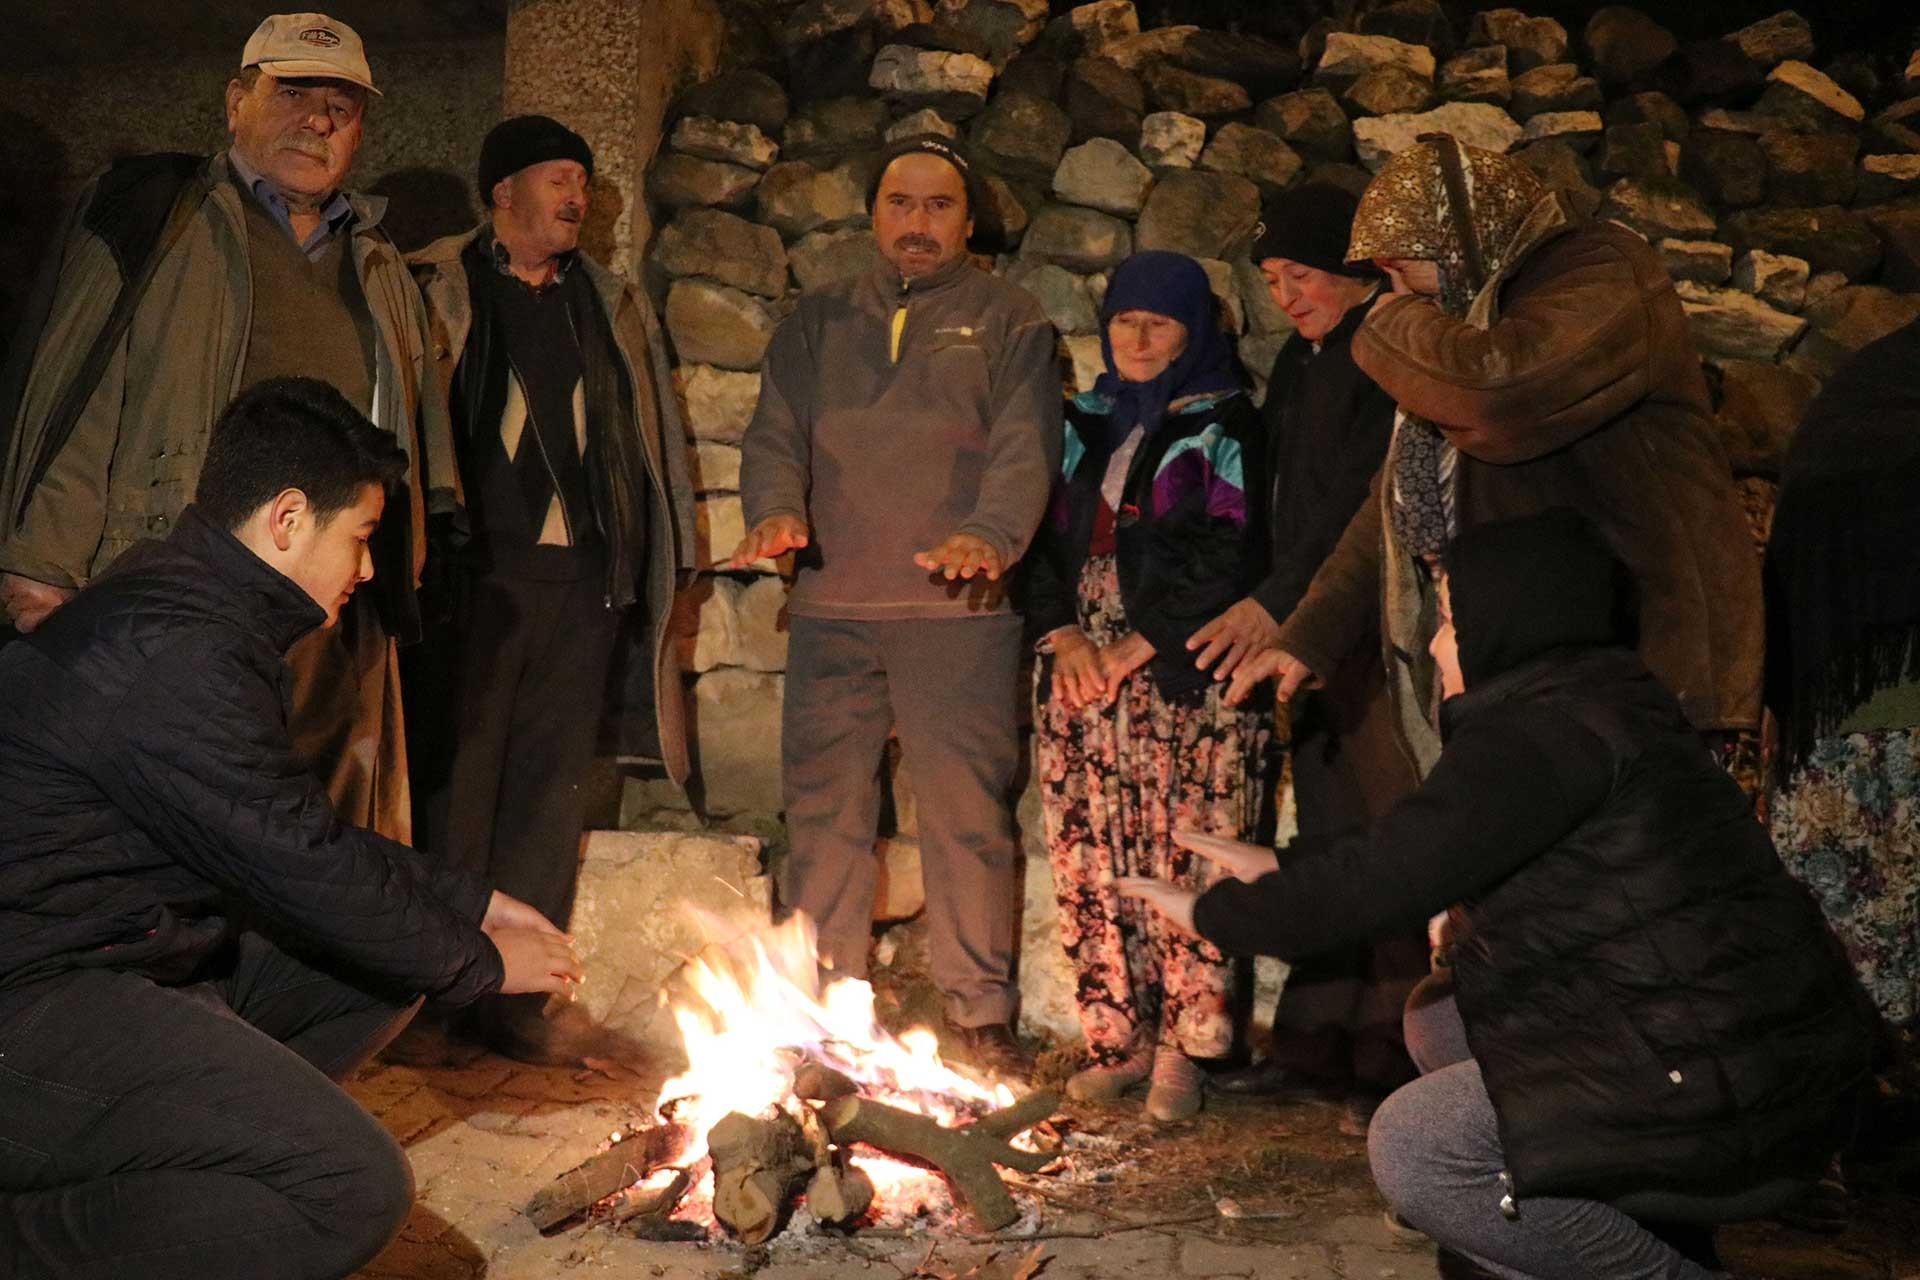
[349,1068,429,1116]
[1323,1211,1424,1249]
[494,1066,650,1105]
[418,1061,517,1102]
[1179,1238,1335,1278]
[1340,1242,1444,1278]
[376,1088,467,1147]
[356,1233,485,1279]
[1043,1230,1179,1274]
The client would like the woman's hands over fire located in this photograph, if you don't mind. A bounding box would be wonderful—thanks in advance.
[1187,598,1282,680]
[483,891,583,997]
[1118,828,1280,936]
[1049,628,1155,709]
[1222,646,1320,707]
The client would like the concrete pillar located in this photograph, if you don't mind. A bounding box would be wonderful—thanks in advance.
[503,0,725,277]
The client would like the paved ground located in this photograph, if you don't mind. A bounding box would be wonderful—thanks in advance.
[345,1046,1918,1280]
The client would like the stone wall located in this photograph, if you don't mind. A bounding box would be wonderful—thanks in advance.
[648,0,1920,823]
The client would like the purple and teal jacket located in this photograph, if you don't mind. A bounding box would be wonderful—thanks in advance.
[1020,387,1270,701]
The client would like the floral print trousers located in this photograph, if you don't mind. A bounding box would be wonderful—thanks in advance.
[1771,728,1920,1029]
[1035,556,1275,1064]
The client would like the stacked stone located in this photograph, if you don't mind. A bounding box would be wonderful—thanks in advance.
[642,0,1920,819]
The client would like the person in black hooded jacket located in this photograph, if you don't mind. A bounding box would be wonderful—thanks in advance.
[1119,509,1874,1279]
[0,378,581,1280]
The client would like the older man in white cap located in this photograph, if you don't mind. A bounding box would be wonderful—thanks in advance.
[0,12,453,845]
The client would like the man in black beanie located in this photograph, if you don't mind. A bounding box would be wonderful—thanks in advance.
[399,115,694,1064]
[1187,182,1426,1130]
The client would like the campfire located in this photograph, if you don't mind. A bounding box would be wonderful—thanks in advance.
[523,914,1062,1243]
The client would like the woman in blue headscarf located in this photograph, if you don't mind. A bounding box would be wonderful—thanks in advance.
[1023,250,1274,1121]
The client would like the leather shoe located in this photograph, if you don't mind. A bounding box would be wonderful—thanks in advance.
[950,1021,1033,1085]
[1210,1059,1344,1100]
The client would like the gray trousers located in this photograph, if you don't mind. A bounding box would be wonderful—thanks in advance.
[1369,982,1799,1280]
[781,613,1023,1028]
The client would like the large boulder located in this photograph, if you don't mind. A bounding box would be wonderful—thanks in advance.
[1582,6,1677,86]
[674,574,740,672]
[1681,128,1766,208]
[1510,63,1602,119]
[974,173,1035,248]
[1140,61,1250,117]
[677,363,762,443]
[1732,248,1810,313]
[1358,0,1453,59]
[1518,138,1602,218]
[653,209,790,299]
[1344,65,1437,117]
[1858,153,1920,203]
[972,90,1073,179]
[1725,11,1815,69]
[1052,138,1154,216]
[1020,204,1133,271]
[1065,56,1146,143]
[1439,46,1511,105]
[679,70,792,137]
[1467,9,1569,73]
[756,159,868,240]
[650,154,761,210]
[784,96,891,161]
[870,44,996,117]
[1198,123,1304,197]
[1598,176,1718,242]
[1606,90,1690,141]
[667,283,778,372]
[886,106,959,140]
[1759,132,1858,207]
[1867,97,1920,156]
[688,671,786,815]
[1135,169,1261,260]
[1673,281,1808,363]
[1352,102,1525,171]
[1722,205,1883,281]
[1867,205,1920,292]
[788,227,880,290]
[569,830,772,1049]
[671,116,781,171]
[1787,286,1920,380]
[1756,61,1866,133]
[1006,260,1099,333]
[689,441,742,495]
[1314,32,1435,91]
[734,574,791,673]
[1052,0,1139,58]
[1600,122,1676,181]
[1714,359,1818,477]
[1678,38,1767,106]
[936,0,1049,66]
[1523,111,1604,150]
[1255,88,1355,162]
[1657,238,1734,285]
[1163,28,1300,100]
[1139,111,1207,168]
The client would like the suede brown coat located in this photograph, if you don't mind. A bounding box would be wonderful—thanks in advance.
[1275,218,1762,773]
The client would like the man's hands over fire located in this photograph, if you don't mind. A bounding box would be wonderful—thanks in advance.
[726,514,810,569]
[913,531,1004,582]
[483,890,583,997]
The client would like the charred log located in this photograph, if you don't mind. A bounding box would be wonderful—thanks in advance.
[523,1122,690,1231]
[708,1109,818,1243]
[818,1091,1060,1230]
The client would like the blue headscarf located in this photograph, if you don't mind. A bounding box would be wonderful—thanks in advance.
[1093,250,1243,441]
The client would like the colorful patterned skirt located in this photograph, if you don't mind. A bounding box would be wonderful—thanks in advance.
[1771,728,1920,1029]
[1034,555,1275,1063]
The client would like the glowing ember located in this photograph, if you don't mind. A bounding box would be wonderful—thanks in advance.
[651,911,1017,1219]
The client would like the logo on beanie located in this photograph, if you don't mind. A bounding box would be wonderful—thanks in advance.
[298,26,342,48]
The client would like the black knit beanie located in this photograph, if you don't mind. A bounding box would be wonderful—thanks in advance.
[478,115,595,207]
[867,133,983,218]
[1251,182,1380,279]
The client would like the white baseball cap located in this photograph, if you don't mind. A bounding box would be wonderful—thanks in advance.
[241,13,381,96]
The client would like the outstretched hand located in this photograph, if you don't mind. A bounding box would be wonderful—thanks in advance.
[726,514,809,569]
[1223,646,1319,707]
[1115,877,1199,935]
[913,532,1005,582]
[1172,828,1278,883]
[1187,598,1281,679]
[482,891,581,997]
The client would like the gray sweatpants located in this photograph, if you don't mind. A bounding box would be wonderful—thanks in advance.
[780,613,1024,1028]
[1368,982,1748,1280]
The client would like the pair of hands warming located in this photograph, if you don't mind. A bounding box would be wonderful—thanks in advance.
[726,514,1005,582]
[1,572,77,633]
[483,891,585,997]
[1114,829,1280,934]
[1184,598,1319,706]
[1047,627,1155,708]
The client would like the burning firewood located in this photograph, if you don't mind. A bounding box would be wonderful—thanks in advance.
[523,1122,690,1231]
[805,1156,876,1226]
[818,1090,1061,1230]
[709,1109,818,1244]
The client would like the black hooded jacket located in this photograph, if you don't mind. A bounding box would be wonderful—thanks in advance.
[0,506,503,1003]
[1193,510,1874,1206]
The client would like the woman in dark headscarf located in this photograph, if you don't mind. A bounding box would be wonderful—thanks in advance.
[1023,251,1272,1122]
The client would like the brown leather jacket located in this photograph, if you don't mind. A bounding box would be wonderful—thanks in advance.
[1276,217,1762,773]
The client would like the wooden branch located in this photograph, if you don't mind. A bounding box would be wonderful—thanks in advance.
[523,1122,690,1231]
[708,1110,818,1244]
[820,1095,1052,1230]
[805,1159,875,1226]
[967,1090,1060,1142]
[611,1167,693,1225]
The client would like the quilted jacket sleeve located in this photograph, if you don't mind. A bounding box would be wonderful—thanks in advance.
[96,626,503,1004]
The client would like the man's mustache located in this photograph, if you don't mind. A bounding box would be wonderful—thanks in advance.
[893,234,941,254]
[276,132,333,160]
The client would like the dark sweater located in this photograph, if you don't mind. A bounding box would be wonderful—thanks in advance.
[0,507,502,1003]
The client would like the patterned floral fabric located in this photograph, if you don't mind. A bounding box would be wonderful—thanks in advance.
[1035,555,1276,1063]
[1771,728,1920,1028]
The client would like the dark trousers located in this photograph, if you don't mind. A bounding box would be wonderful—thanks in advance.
[781,613,1024,1028]
[429,567,621,929]
[0,934,418,1280]
[1268,697,1424,1093]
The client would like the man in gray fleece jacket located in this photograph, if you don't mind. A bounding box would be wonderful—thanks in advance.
[731,136,1062,1078]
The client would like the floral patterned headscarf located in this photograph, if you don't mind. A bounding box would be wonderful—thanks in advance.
[1347,137,1557,558]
